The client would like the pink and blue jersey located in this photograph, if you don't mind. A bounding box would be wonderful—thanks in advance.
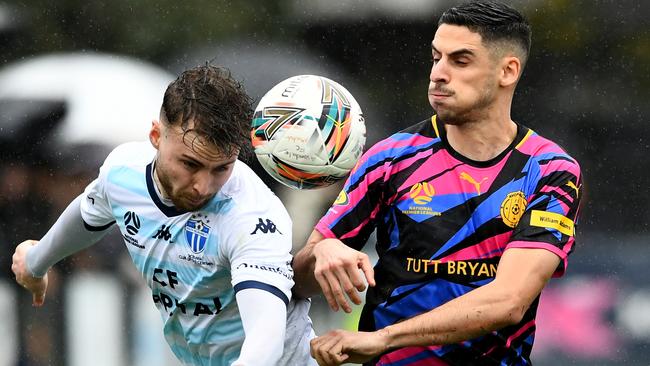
[316,116,582,365]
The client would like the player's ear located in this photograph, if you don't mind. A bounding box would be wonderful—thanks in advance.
[499,55,521,88]
[150,120,162,149]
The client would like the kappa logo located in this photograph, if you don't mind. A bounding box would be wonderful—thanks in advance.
[250,218,283,235]
[153,224,173,243]
[409,182,435,205]
[185,214,211,254]
[124,211,141,235]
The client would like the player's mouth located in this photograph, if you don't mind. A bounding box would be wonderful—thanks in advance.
[429,88,454,99]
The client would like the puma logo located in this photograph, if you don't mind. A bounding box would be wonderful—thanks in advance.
[566,181,580,196]
[460,172,488,195]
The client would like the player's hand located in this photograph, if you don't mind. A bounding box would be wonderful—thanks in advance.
[11,240,48,307]
[312,238,375,313]
[310,329,387,366]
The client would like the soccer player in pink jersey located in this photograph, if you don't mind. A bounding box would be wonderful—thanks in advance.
[294,2,582,365]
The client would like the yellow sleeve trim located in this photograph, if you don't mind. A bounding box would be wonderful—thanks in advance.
[530,210,574,236]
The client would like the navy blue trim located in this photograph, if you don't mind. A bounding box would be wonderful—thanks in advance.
[83,219,115,232]
[146,162,187,217]
[233,280,289,306]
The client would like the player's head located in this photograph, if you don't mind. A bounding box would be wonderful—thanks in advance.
[429,1,531,124]
[150,64,253,211]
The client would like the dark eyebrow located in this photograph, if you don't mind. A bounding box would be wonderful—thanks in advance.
[215,158,238,169]
[432,44,476,58]
[182,154,237,169]
[181,154,205,167]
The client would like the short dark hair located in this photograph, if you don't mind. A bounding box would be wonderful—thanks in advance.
[161,64,253,158]
[438,1,531,64]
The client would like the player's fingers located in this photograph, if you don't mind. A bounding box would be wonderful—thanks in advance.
[311,336,332,365]
[346,258,368,294]
[327,267,353,313]
[32,276,47,307]
[33,291,45,307]
[314,269,339,312]
[327,271,351,313]
[315,333,344,366]
[337,265,363,307]
[359,253,376,287]
[328,339,350,365]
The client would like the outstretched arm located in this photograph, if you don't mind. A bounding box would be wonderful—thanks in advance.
[232,288,287,366]
[293,229,375,313]
[310,247,560,365]
[11,194,113,306]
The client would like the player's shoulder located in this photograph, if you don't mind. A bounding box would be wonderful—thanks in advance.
[214,161,291,238]
[221,160,287,213]
[516,127,581,171]
[102,141,156,170]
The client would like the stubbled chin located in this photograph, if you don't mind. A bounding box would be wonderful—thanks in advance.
[171,197,204,212]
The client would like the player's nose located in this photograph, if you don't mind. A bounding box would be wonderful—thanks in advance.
[430,59,450,84]
[192,173,215,197]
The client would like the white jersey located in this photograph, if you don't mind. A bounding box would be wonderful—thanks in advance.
[80,141,314,365]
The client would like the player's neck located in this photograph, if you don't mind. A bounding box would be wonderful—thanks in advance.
[444,115,517,162]
[152,162,171,200]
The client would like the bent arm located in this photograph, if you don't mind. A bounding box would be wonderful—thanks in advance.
[379,248,559,349]
[233,288,287,366]
[293,229,375,313]
[27,194,114,277]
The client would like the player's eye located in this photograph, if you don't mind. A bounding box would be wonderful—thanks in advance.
[182,160,198,169]
[213,164,231,174]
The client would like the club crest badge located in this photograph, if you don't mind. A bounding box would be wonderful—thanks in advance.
[500,191,527,228]
[185,213,211,254]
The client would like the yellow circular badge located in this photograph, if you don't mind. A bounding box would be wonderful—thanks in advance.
[500,191,527,228]
[409,182,435,205]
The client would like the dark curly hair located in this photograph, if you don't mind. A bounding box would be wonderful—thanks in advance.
[439,1,531,66]
[161,64,253,159]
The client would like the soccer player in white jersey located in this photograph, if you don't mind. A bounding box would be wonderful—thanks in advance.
[11,65,316,366]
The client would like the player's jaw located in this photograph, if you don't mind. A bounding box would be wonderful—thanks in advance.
[174,193,211,211]
[428,83,454,107]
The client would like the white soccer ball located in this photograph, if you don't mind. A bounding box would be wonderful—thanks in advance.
[251,75,366,190]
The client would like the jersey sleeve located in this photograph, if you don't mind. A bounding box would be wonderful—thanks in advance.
[507,154,583,277]
[79,149,118,229]
[223,196,294,305]
[315,142,390,250]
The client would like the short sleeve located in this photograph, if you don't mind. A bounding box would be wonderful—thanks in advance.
[315,142,389,250]
[507,156,582,277]
[224,196,294,305]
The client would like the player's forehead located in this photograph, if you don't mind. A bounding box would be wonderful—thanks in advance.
[167,124,236,164]
[432,24,484,55]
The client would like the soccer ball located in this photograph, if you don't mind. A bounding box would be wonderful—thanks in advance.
[251,75,366,190]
